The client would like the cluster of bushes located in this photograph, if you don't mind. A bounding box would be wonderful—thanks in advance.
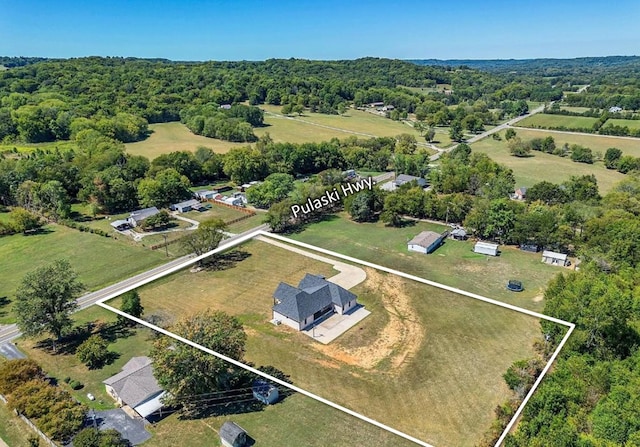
[604,147,640,173]
[0,359,86,443]
[181,104,262,142]
[0,207,43,236]
[62,376,84,390]
[60,219,111,237]
[506,132,600,164]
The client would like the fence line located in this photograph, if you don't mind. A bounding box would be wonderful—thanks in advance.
[0,393,59,447]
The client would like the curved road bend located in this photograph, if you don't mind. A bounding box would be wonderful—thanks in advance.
[0,224,270,345]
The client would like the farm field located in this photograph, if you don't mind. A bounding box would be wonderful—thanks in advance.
[18,306,154,410]
[559,106,593,113]
[606,118,640,131]
[259,104,422,139]
[517,113,599,129]
[110,237,549,446]
[0,140,77,155]
[0,220,168,324]
[125,122,246,159]
[471,129,627,193]
[291,213,559,312]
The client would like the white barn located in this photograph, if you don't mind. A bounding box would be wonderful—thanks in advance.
[542,250,569,266]
[474,241,499,256]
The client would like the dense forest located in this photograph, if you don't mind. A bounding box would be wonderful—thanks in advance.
[0,57,562,144]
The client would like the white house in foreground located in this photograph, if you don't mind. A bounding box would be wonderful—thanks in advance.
[272,274,357,331]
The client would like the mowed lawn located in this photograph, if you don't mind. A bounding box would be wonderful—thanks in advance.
[517,113,599,129]
[0,222,168,323]
[125,122,246,159]
[112,238,547,446]
[18,306,155,410]
[290,213,561,312]
[147,394,418,447]
[471,129,627,193]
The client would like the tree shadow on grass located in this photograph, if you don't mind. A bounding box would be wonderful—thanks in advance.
[203,249,251,272]
[35,320,134,356]
[0,296,10,318]
[23,227,53,236]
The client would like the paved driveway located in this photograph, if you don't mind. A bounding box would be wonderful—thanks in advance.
[91,409,150,445]
[0,342,26,360]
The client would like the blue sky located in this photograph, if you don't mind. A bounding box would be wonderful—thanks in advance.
[1,0,639,60]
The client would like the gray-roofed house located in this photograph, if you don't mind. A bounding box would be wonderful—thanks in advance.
[408,230,447,254]
[103,356,165,419]
[394,174,427,188]
[450,228,467,241]
[127,207,160,227]
[220,421,247,447]
[169,199,201,213]
[272,274,358,331]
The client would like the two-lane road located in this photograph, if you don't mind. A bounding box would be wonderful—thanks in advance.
[0,224,269,346]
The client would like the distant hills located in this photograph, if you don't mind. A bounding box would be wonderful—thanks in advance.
[409,56,640,73]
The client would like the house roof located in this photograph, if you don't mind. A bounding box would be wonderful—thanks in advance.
[408,231,443,249]
[542,250,567,260]
[103,357,163,408]
[129,207,159,222]
[220,421,246,443]
[395,174,427,187]
[195,190,217,197]
[273,274,356,323]
[451,228,467,237]
[110,219,130,228]
[516,187,527,194]
[172,199,200,209]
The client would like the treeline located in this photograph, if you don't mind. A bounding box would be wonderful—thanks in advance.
[505,131,640,173]
[0,130,428,220]
[0,57,560,144]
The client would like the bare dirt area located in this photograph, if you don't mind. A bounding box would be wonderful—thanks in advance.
[314,268,424,373]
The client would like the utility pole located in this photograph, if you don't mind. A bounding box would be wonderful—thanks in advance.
[163,233,168,257]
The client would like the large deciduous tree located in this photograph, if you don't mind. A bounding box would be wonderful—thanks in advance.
[14,259,83,345]
[180,218,227,259]
[150,310,247,413]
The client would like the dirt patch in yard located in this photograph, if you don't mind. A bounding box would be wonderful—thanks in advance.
[313,268,424,374]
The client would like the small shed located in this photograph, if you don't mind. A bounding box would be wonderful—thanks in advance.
[252,379,279,405]
[450,228,467,241]
[474,241,499,256]
[224,197,244,207]
[220,421,247,447]
[408,231,447,254]
[542,250,569,266]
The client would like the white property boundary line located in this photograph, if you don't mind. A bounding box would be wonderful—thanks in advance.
[95,230,575,447]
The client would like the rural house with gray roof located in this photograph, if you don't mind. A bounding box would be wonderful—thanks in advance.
[103,356,166,419]
[272,274,358,331]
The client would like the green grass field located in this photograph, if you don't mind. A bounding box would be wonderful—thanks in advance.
[518,113,599,130]
[559,106,593,114]
[0,140,77,155]
[291,214,559,312]
[18,306,155,410]
[471,129,627,193]
[125,122,246,159]
[605,118,640,131]
[108,237,547,446]
[259,104,422,139]
[0,221,168,323]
